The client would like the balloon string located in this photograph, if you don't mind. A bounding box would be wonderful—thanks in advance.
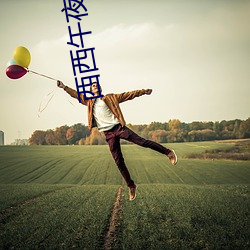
[67,99,75,106]
[28,69,58,81]
[38,88,58,118]
[37,90,76,117]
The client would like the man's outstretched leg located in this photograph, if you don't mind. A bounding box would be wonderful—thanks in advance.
[119,125,178,165]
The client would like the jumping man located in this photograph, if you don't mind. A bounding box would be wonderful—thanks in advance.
[57,81,177,201]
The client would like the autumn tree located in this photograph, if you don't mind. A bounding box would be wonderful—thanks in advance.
[54,125,68,145]
[29,130,46,145]
[85,128,106,145]
[66,123,90,145]
[45,129,57,145]
[150,129,167,143]
[167,119,184,142]
[188,129,216,141]
[147,121,168,131]
[239,118,250,138]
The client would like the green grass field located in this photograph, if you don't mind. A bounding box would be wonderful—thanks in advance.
[0,141,249,249]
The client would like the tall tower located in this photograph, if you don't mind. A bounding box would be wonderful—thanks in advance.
[0,131,4,146]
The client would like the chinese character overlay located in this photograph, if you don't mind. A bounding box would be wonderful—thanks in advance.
[75,74,103,101]
[62,0,88,23]
[70,48,98,76]
[67,22,91,48]
[62,0,101,102]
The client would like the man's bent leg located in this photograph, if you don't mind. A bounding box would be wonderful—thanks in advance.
[104,132,135,187]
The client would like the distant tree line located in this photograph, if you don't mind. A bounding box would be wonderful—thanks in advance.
[29,118,250,145]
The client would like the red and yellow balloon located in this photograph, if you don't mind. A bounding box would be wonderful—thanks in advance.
[6,46,31,80]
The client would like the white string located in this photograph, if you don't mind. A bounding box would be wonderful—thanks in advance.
[38,88,58,118]
[27,69,77,116]
[28,69,58,81]
[37,89,77,117]
[67,99,75,106]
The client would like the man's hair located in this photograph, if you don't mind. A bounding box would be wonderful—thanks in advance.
[90,82,102,93]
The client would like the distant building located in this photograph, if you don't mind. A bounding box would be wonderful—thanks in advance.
[0,131,4,145]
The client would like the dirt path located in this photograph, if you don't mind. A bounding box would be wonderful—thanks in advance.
[103,186,123,250]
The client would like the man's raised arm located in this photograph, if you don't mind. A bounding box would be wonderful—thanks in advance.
[57,80,88,105]
[116,88,153,103]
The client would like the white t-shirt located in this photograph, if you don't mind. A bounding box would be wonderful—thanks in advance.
[93,98,119,132]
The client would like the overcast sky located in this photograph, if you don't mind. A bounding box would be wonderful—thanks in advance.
[0,0,249,144]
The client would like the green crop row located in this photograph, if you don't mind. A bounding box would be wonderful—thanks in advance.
[0,184,119,249]
[119,184,250,250]
[0,142,249,186]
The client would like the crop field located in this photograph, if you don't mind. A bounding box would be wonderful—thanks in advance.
[0,141,249,249]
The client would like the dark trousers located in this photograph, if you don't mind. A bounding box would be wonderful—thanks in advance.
[104,124,171,187]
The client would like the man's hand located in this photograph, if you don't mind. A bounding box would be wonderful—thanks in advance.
[57,80,65,89]
[145,89,152,95]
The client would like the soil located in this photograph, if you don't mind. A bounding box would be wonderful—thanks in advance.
[103,186,123,250]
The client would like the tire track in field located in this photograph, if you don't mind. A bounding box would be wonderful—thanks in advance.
[103,186,122,250]
[79,159,102,185]
[11,160,63,183]
[27,160,65,183]
[0,161,25,171]
[0,185,75,225]
[166,165,186,184]
[77,160,101,185]
[53,159,83,184]
[79,158,112,185]
[180,167,207,185]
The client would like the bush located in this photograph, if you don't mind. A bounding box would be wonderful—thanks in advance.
[186,140,250,161]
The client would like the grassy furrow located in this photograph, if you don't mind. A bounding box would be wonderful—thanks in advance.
[0,184,73,211]
[119,184,250,250]
[0,146,122,185]
[0,185,119,249]
[1,143,249,185]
